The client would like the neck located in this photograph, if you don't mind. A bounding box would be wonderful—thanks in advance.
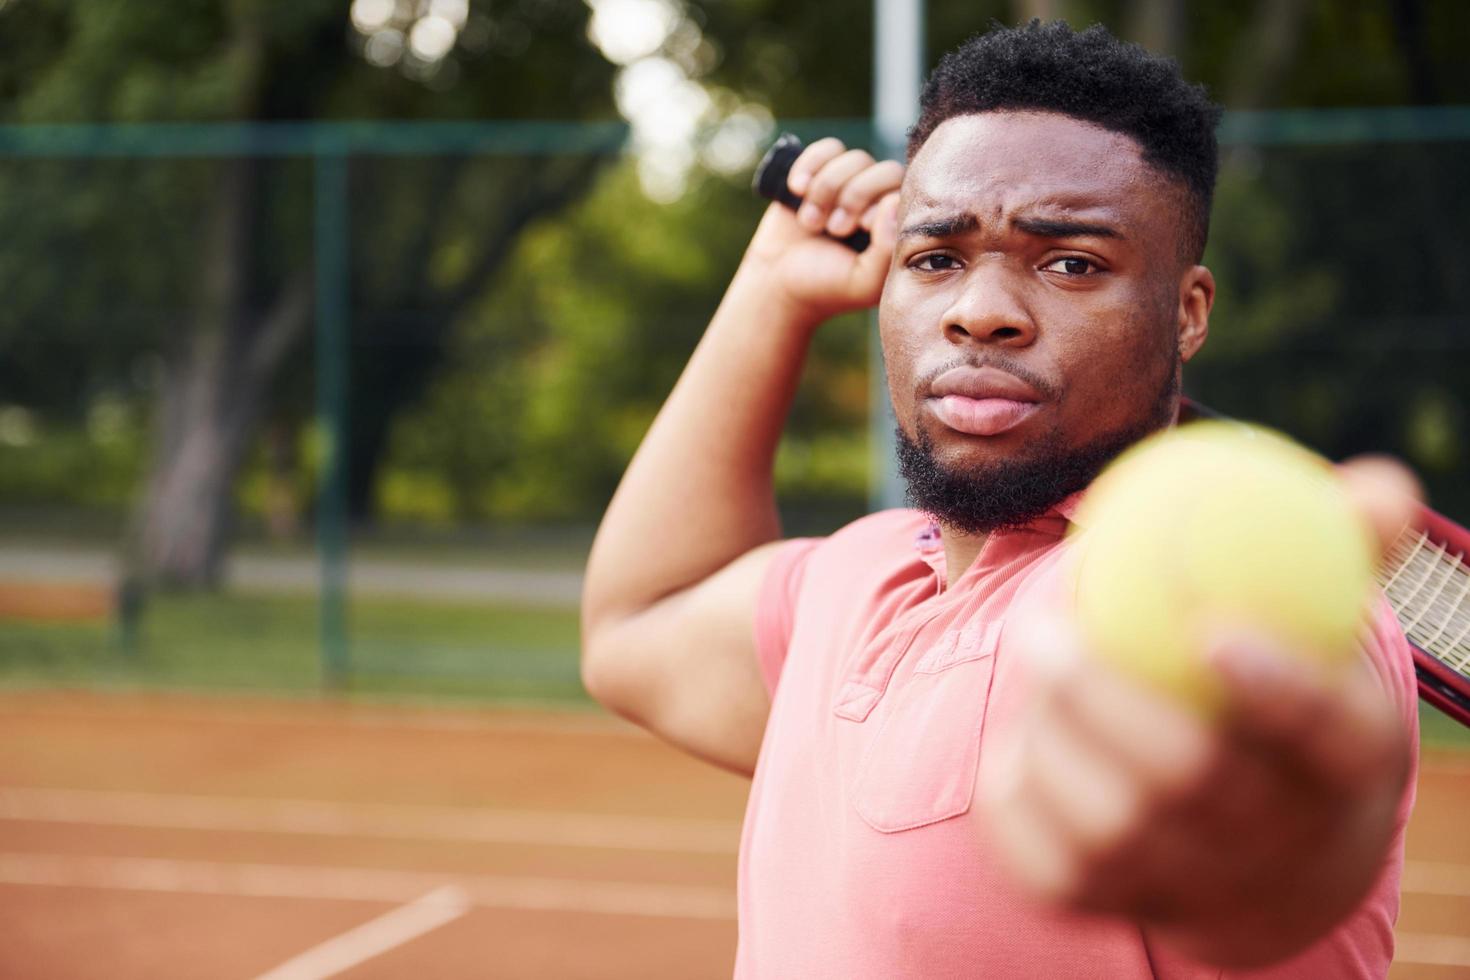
[941,528,988,588]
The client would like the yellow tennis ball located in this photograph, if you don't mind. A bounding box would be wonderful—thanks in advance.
[1071,421,1377,711]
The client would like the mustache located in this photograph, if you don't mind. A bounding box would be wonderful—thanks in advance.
[914,354,1061,402]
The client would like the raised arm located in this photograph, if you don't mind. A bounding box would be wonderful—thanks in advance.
[580,139,902,775]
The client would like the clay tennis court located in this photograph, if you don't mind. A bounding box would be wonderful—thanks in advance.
[0,690,1466,979]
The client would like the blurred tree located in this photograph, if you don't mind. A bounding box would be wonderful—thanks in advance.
[380,159,874,524]
[0,0,617,587]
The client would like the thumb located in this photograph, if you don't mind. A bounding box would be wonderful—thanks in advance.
[1334,455,1422,558]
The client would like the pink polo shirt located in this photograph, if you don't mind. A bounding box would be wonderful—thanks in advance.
[738,503,1419,979]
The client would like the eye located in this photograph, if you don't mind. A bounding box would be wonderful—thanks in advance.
[1043,256,1099,276]
[911,253,961,272]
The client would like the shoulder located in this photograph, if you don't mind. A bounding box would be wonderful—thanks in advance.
[765,509,933,613]
[753,510,933,695]
[819,508,934,555]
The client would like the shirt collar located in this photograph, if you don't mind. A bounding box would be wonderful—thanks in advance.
[910,489,1090,561]
[1052,490,1087,528]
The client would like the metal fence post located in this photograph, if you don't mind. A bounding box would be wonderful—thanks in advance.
[314,142,350,689]
[871,0,925,511]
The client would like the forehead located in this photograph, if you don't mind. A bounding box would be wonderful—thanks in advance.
[903,111,1160,225]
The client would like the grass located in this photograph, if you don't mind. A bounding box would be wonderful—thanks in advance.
[0,591,589,704]
[2,587,1468,750]
[1419,702,1470,750]
[0,514,597,573]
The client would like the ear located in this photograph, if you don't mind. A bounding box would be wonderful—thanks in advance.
[1177,265,1214,363]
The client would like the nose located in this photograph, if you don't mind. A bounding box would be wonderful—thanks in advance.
[941,262,1037,348]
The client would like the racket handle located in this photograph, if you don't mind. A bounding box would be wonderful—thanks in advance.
[752,133,872,253]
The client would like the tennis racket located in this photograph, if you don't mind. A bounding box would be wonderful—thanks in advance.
[1378,506,1470,726]
[754,133,1470,728]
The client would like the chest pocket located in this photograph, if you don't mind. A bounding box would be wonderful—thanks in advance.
[850,620,1003,834]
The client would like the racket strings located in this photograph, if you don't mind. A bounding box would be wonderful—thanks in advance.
[1379,528,1470,674]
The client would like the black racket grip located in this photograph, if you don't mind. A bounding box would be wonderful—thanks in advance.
[752,133,871,253]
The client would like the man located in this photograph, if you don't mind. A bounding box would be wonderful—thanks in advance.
[581,21,1419,978]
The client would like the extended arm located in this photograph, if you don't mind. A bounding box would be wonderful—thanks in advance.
[981,459,1422,968]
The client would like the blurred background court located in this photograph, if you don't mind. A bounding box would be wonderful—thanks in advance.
[0,0,1466,977]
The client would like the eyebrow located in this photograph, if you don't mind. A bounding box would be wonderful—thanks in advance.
[1013,217,1122,240]
[898,214,980,241]
[900,213,1122,243]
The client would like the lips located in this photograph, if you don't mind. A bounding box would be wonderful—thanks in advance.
[926,366,1044,437]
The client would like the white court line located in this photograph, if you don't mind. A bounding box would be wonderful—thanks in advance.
[252,885,469,980]
[1395,932,1470,968]
[0,786,740,854]
[1402,860,1470,897]
[0,853,736,920]
[0,852,1463,962]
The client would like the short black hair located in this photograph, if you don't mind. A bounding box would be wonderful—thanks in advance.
[908,20,1222,262]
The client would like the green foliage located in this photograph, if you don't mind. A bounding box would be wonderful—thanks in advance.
[0,400,144,508]
[0,155,215,414]
[374,157,874,523]
[927,2,1470,109]
[0,0,617,123]
[0,0,624,536]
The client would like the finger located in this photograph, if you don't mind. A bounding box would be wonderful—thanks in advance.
[1335,455,1423,558]
[785,137,847,198]
[1051,654,1215,801]
[981,758,1081,903]
[849,192,900,283]
[1174,744,1286,843]
[1007,603,1213,799]
[828,159,905,236]
[800,148,876,232]
[1206,628,1407,793]
[1022,700,1142,859]
[1117,801,1274,925]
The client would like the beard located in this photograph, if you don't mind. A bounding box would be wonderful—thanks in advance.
[896,366,1179,535]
